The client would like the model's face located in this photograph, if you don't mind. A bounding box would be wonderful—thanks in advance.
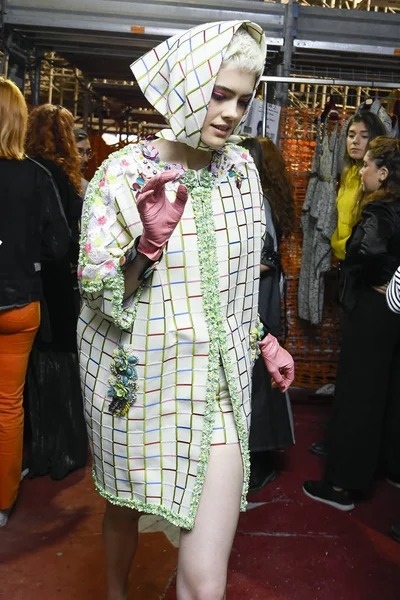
[346,121,370,160]
[77,138,92,172]
[360,151,387,193]
[200,66,256,149]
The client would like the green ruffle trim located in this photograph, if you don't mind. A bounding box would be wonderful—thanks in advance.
[92,466,246,531]
[180,169,251,514]
[93,467,194,530]
[250,318,264,362]
[78,145,143,330]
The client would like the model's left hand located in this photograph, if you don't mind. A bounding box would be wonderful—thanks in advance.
[259,334,295,393]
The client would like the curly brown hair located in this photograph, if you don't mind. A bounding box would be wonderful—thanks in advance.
[26,104,81,192]
[355,136,400,218]
[239,136,295,237]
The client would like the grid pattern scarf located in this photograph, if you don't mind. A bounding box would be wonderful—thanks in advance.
[131,20,266,150]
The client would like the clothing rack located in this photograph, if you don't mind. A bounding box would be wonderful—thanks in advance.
[3,0,400,127]
[277,106,348,388]
[259,76,400,138]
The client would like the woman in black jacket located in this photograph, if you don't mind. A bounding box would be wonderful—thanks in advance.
[303,136,400,510]
[0,78,70,526]
[24,104,87,480]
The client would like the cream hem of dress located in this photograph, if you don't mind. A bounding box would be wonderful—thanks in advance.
[92,467,247,531]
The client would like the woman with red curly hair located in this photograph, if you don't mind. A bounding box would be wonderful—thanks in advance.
[26,104,82,246]
[24,104,87,480]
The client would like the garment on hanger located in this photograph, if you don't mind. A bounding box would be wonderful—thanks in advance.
[298,119,339,324]
[336,117,350,176]
[391,115,399,139]
[388,98,400,138]
[319,99,340,124]
[358,98,393,134]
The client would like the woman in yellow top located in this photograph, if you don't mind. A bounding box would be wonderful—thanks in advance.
[331,112,386,260]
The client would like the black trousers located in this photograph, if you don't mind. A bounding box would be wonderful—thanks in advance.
[250,356,294,452]
[325,286,400,491]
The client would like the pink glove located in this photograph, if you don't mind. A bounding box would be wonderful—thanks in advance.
[259,334,295,393]
[136,170,188,261]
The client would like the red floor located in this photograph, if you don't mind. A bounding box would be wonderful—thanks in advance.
[1,402,400,599]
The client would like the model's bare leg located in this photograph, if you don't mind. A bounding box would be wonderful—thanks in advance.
[176,443,243,600]
[103,501,141,600]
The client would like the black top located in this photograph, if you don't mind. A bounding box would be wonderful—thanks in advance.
[259,213,282,337]
[339,197,400,311]
[33,157,82,261]
[0,157,70,310]
[30,157,83,351]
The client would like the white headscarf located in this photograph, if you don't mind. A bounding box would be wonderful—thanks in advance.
[131,21,266,150]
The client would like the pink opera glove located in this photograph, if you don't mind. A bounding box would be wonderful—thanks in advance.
[259,333,295,393]
[136,170,188,261]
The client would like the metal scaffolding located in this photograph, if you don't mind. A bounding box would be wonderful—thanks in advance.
[1,0,400,131]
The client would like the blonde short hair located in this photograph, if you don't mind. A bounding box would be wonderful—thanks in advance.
[0,77,28,160]
[222,27,265,78]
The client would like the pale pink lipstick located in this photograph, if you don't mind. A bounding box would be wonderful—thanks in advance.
[211,124,231,137]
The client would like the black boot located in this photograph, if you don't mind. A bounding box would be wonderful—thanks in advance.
[309,440,328,457]
[249,451,276,493]
[391,523,400,543]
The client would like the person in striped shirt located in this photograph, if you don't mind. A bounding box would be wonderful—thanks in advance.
[386,266,400,543]
[387,265,400,314]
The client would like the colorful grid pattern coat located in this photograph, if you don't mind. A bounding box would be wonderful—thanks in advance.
[77,141,263,529]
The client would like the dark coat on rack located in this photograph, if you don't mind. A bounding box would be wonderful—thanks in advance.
[298,119,339,324]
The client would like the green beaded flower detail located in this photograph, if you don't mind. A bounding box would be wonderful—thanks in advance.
[107,346,139,417]
[180,169,214,193]
[250,319,265,362]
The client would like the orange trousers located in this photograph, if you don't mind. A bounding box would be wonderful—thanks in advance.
[0,302,40,510]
